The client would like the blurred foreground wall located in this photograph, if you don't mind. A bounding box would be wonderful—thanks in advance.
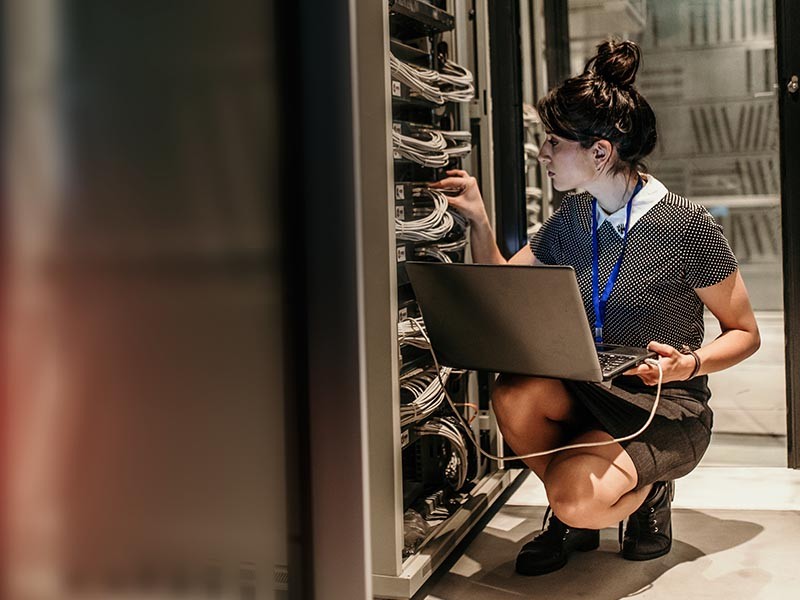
[3,2,285,598]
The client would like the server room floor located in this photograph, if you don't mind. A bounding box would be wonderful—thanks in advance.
[414,434,800,600]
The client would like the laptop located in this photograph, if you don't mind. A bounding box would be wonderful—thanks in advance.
[404,262,656,382]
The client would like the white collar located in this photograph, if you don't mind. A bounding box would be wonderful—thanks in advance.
[595,174,668,237]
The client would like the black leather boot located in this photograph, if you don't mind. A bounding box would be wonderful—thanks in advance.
[516,507,600,576]
[621,480,675,561]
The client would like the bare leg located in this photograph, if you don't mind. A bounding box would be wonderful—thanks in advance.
[543,430,651,529]
[491,374,585,480]
[491,375,650,527]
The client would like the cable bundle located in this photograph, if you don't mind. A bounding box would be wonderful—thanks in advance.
[399,366,452,427]
[389,54,444,104]
[392,129,449,167]
[523,103,540,125]
[414,417,469,490]
[398,316,430,349]
[438,59,475,102]
[396,188,455,242]
[441,130,472,160]
[392,128,472,167]
[414,237,467,263]
[526,186,542,200]
[389,54,475,104]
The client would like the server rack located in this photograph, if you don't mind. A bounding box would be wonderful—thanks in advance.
[353,1,523,598]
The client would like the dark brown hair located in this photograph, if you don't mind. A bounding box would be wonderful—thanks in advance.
[536,39,657,174]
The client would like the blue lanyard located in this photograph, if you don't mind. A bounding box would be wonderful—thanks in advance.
[591,177,644,343]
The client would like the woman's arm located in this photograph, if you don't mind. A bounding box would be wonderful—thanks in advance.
[692,269,761,375]
[429,169,535,266]
[624,270,760,385]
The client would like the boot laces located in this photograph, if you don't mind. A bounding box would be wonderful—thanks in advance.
[535,506,570,543]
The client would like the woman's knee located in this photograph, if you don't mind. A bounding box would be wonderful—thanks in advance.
[546,473,601,528]
[491,375,571,424]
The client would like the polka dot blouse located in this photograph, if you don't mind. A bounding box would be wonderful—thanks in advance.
[530,187,738,351]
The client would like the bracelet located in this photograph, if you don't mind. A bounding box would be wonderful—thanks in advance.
[681,345,701,380]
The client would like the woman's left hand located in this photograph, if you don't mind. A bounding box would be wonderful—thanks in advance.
[622,341,694,385]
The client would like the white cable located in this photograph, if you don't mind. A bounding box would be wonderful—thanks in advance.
[389,53,444,104]
[398,317,431,348]
[392,129,450,167]
[526,186,543,199]
[416,247,453,263]
[439,58,475,102]
[399,365,452,427]
[408,319,664,460]
[434,238,468,253]
[389,54,475,105]
[415,417,469,489]
[392,129,472,167]
[396,188,456,242]
[523,103,540,125]
[441,130,472,159]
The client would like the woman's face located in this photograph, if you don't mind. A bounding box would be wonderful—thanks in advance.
[537,133,597,191]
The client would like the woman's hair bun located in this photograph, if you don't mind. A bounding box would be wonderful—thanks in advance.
[585,39,641,88]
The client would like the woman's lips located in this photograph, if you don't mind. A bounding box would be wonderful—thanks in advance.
[547,171,555,178]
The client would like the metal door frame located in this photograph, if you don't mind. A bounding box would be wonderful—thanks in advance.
[776,0,800,468]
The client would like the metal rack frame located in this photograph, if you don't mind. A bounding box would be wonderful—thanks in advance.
[352,1,521,598]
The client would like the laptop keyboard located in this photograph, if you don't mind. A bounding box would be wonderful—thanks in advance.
[597,352,636,374]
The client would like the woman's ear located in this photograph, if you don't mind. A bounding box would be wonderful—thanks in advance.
[592,139,614,172]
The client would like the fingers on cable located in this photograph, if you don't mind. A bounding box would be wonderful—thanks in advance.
[429,177,466,189]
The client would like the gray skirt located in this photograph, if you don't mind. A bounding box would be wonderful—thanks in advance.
[563,374,713,490]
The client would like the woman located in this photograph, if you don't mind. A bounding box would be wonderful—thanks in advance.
[429,39,760,576]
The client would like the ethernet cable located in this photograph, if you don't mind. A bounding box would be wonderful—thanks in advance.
[399,365,452,427]
[523,103,540,125]
[395,188,456,242]
[392,129,450,167]
[415,417,469,490]
[389,54,476,105]
[414,237,468,263]
[398,316,431,349]
[389,53,444,104]
[441,130,472,160]
[438,59,475,102]
[415,246,453,263]
[392,129,472,167]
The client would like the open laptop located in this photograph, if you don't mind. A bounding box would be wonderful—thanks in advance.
[404,262,656,382]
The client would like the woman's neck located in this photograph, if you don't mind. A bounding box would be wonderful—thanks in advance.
[586,170,642,214]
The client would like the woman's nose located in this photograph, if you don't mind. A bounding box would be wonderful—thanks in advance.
[537,148,549,164]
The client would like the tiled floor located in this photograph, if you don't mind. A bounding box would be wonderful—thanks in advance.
[415,435,800,600]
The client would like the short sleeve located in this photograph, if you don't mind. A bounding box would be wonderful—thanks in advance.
[682,206,738,288]
[529,209,564,265]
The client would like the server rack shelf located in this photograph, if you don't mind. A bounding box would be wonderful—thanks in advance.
[389,0,456,37]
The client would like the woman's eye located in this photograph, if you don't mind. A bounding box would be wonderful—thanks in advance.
[548,138,558,147]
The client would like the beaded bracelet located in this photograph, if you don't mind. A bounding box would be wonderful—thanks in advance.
[681,345,701,380]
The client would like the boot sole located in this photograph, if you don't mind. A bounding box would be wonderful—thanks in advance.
[515,539,600,576]
[622,542,672,561]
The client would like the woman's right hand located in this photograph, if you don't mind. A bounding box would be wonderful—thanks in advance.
[428,169,487,225]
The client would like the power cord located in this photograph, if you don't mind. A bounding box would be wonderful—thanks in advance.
[409,318,664,460]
